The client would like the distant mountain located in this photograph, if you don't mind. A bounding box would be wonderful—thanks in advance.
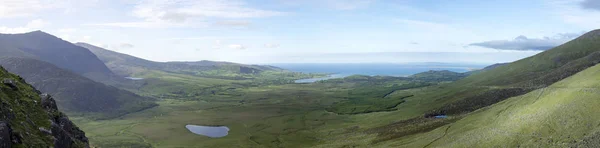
[76,42,283,78]
[1,66,88,147]
[0,31,115,82]
[0,57,157,119]
[410,70,469,82]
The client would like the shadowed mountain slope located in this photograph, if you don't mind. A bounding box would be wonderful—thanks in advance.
[0,57,157,119]
[0,31,114,82]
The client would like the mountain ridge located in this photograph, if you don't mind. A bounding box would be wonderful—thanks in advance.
[0,31,114,82]
[76,42,285,77]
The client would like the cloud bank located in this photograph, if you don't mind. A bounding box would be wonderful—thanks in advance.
[469,33,581,51]
[581,0,600,11]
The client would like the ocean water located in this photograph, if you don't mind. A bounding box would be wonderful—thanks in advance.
[272,63,486,77]
[270,63,487,83]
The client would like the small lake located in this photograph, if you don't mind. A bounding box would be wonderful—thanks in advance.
[185,125,229,138]
[434,115,448,119]
[294,74,350,83]
[125,77,144,80]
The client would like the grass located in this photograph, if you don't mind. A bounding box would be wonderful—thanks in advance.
[70,30,600,147]
[70,67,456,147]
[377,63,600,147]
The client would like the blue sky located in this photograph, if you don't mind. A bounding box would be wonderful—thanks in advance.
[1,0,600,64]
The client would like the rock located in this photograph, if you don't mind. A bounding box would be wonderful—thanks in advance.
[40,94,58,111]
[2,78,17,90]
[39,127,52,135]
[0,121,12,148]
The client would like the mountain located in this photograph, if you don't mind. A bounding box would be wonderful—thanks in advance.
[361,29,600,145]
[0,66,88,147]
[422,29,600,116]
[0,57,157,119]
[481,63,509,71]
[389,59,600,147]
[75,42,284,78]
[464,63,509,75]
[0,31,115,82]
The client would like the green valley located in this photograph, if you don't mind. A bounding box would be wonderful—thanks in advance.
[2,2,600,147]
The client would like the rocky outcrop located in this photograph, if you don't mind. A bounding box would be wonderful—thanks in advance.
[43,94,89,148]
[0,66,89,147]
[0,121,12,147]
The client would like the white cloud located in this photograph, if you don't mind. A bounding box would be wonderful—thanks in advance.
[213,40,222,49]
[469,33,581,51]
[547,0,600,30]
[394,19,449,29]
[215,20,251,27]
[0,0,98,18]
[87,21,203,28]
[0,19,48,34]
[57,28,77,33]
[264,43,280,48]
[228,44,246,49]
[93,0,284,28]
[323,0,375,10]
[0,0,54,18]
[133,0,284,21]
[278,0,375,10]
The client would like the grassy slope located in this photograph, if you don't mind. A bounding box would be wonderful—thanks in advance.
[382,62,600,147]
[1,67,53,147]
[312,29,600,147]
[0,67,88,147]
[377,29,600,118]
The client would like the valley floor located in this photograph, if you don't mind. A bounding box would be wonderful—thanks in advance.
[71,72,425,147]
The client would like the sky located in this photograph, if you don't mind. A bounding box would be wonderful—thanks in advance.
[1,0,600,64]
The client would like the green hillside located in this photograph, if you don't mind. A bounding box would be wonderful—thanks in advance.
[386,29,600,118]
[0,57,157,119]
[0,66,88,147]
[312,29,600,147]
[382,60,600,147]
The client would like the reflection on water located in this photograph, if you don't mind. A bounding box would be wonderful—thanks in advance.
[294,74,349,83]
[185,125,229,138]
[125,77,144,80]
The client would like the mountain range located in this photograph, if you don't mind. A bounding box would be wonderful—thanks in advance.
[76,42,283,78]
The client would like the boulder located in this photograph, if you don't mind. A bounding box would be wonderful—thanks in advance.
[2,78,17,90]
[40,94,58,111]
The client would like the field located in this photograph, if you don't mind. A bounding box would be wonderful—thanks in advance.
[70,69,448,147]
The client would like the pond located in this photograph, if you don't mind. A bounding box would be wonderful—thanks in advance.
[294,74,349,83]
[185,125,229,138]
[125,77,144,80]
[434,115,448,119]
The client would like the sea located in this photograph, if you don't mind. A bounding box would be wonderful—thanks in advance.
[270,63,487,83]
